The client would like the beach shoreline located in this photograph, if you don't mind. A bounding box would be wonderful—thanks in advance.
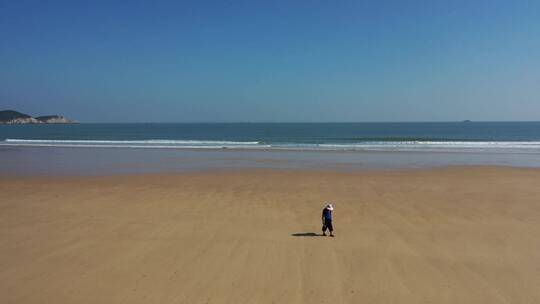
[2,166,540,303]
[3,145,540,177]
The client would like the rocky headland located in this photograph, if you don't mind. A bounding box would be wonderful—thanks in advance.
[0,110,78,124]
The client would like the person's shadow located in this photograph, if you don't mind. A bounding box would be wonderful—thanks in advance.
[291,232,321,237]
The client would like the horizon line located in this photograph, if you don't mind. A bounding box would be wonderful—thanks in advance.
[77,120,540,124]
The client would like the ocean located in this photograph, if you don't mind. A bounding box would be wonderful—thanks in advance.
[2,122,540,152]
[2,122,540,174]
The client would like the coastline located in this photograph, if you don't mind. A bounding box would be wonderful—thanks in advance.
[3,145,540,177]
[2,166,540,303]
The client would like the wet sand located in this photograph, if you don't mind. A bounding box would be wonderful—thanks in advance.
[1,166,540,303]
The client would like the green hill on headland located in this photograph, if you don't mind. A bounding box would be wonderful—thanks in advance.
[0,110,78,124]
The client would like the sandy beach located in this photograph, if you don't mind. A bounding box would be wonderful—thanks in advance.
[1,166,540,303]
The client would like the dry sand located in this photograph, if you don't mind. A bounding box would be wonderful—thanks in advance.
[1,167,540,303]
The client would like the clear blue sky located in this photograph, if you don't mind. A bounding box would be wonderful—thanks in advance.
[1,0,539,122]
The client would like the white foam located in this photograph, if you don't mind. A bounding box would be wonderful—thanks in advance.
[2,139,540,153]
[313,141,540,153]
[4,139,259,145]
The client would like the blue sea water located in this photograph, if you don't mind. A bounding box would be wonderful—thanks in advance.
[1,122,540,174]
[1,122,540,152]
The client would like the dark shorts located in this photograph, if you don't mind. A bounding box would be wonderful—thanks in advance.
[322,219,333,232]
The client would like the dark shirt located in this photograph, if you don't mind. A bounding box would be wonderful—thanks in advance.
[322,208,332,221]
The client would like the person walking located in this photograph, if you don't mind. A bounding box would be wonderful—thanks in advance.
[322,203,334,237]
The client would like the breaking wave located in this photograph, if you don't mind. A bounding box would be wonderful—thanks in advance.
[3,139,540,153]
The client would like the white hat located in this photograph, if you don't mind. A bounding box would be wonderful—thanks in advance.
[325,203,334,210]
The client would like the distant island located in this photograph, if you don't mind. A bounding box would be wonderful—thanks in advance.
[0,110,78,124]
